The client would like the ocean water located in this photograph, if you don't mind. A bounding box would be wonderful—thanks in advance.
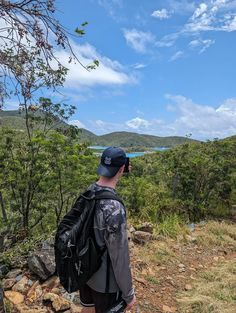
[89,146,169,158]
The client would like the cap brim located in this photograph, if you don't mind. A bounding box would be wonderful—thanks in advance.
[97,164,120,178]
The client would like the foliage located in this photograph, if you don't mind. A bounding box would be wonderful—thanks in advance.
[118,137,236,222]
[0,0,98,104]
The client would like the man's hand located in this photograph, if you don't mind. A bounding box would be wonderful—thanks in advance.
[125,295,136,311]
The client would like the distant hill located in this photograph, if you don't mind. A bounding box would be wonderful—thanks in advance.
[91,131,197,147]
[0,110,198,147]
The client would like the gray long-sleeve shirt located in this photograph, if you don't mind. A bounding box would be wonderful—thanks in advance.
[86,183,134,304]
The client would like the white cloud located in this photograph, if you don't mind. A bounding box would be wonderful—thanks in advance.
[126,117,151,129]
[192,3,208,20]
[216,98,236,116]
[55,42,137,88]
[189,38,215,53]
[133,63,147,69]
[164,94,236,139]
[156,33,180,48]
[151,9,172,20]
[184,0,236,33]
[123,28,155,53]
[170,51,184,61]
[87,96,236,140]
[98,0,124,21]
[168,0,196,14]
[68,119,85,128]
[156,0,236,52]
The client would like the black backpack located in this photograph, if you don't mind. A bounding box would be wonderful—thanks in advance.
[54,188,123,293]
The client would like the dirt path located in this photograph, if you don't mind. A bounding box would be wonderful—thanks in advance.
[131,222,236,313]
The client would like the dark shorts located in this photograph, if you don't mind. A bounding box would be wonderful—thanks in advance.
[79,284,123,313]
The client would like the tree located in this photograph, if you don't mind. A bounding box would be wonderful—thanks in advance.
[0,0,98,105]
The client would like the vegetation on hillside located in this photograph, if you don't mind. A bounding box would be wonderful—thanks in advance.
[0,110,197,148]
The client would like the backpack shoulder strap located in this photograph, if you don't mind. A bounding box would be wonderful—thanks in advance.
[94,190,124,206]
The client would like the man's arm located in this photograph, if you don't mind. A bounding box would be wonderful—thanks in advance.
[104,200,135,305]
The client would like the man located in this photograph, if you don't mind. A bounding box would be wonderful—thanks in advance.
[80,147,136,313]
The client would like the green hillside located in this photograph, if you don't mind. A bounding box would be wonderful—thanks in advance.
[0,110,197,147]
[93,131,197,147]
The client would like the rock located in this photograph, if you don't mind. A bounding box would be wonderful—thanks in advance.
[2,278,16,290]
[51,287,61,295]
[71,303,82,313]
[0,264,8,277]
[213,256,219,261]
[187,223,195,232]
[6,269,22,279]
[132,231,152,244]
[4,290,24,305]
[138,222,154,234]
[41,276,59,290]
[185,235,197,243]
[26,281,43,303]
[16,303,48,313]
[43,292,58,302]
[44,292,71,311]
[28,243,55,280]
[129,225,136,233]
[179,268,185,273]
[62,291,80,304]
[16,275,23,282]
[12,275,31,294]
[185,284,193,291]
[178,263,185,268]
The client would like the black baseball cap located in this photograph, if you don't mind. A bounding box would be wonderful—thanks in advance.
[97,147,126,178]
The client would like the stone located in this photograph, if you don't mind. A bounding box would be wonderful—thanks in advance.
[185,284,193,291]
[71,303,82,313]
[26,281,43,303]
[51,287,61,295]
[28,244,55,280]
[44,292,71,312]
[185,235,197,243]
[132,231,152,244]
[16,303,48,313]
[16,275,23,282]
[129,225,136,233]
[2,278,16,290]
[12,276,31,294]
[41,276,59,290]
[0,264,8,277]
[138,222,154,234]
[4,290,24,305]
[179,268,185,273]
[6,269,22,279]
[178,263,185,268]
[213,256,219,261]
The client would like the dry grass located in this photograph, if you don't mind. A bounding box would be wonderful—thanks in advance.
[135,240,177,265]
[178,259,236,313]
[197,221,236,249]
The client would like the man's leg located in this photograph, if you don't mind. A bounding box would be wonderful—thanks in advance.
[79,285,95,313]
[81,307,95,313]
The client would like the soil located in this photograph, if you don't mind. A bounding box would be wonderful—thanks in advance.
[130,224,236,313]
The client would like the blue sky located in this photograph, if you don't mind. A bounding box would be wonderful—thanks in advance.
[5,0,236,139]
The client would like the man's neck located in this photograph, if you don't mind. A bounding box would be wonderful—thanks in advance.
[96,177,118,189]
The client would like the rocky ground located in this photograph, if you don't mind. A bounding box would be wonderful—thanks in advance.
[1,220,236,313]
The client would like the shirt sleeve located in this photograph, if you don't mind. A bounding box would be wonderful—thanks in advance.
[104,200,135,304]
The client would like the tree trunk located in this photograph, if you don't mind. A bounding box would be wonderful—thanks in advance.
[0,191,7,223]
